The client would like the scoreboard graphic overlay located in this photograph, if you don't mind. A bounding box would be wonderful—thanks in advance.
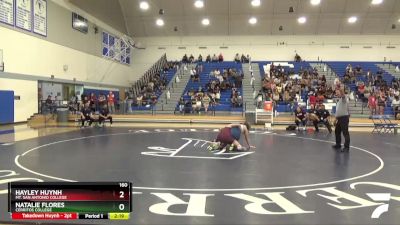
[8,182,132,220]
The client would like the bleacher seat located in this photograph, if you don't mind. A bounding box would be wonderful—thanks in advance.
[328,61,397,116]
[178,62,243,112]
[132,68,177,111]
[255,61,313,113]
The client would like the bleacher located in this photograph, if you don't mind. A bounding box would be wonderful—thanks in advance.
[179,61,243,112]
[131,68,177,111]
[256,61,313,113]
[328,62,394,88]
[328,62,396,116]
[128,61,398,116]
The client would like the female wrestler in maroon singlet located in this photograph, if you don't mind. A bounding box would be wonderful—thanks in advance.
[208,122,256,151]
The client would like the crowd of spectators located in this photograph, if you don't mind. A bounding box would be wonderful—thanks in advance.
[181,53,250,64]
[293,103,332,132]
[343,63,400,118]
[255,61,399,122]
[178,67,243,114]
[65,90,117,114]
[79,102,113,128]
[40,91,116,128]
[124,61,179,111]
[182,53,224,64]
[256,63,334,112]
[234,53,251,63]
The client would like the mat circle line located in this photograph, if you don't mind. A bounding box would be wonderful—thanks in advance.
[14,130,384,192]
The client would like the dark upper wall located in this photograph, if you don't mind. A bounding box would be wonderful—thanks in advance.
[69,0,127,35]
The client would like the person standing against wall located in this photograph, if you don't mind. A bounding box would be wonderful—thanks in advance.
[107,91,115,113]
[332,89,350,152]
[127,90,133,114]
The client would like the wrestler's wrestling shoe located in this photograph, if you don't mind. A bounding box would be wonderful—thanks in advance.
[207,142,220,151]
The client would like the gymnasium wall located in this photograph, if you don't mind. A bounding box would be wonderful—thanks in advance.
[0,78,37,123]
[0,0,156,122]
[0,0,148,87]
[133,35,400,63]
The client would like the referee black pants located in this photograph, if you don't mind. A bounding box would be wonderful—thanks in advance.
[335,116,350,148]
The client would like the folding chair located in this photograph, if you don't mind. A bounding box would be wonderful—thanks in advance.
[382,116,397,134]
[371,115,385,134]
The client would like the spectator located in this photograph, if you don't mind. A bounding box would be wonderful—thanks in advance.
[215,91,221,104]
[90,93,97,112]
[190,68,195,80]
[136,94,143,106]
[98,93,106,108]
[237,94,243,107]
[184,99,192,114]
[250,74,255,87]
[234,53,240,63]
[189,54,195,63]
[166,89,171,100]
[44,95,55,114]
[197,63,203,74]
[202,93,211,113]
[309,92,316,106]
[357,81,365,100]
[316,92,325,104]
[247,54,251,63]
[240,54,247,63]
[307,104,319,125]
[295,53,302,62]
[218,53,224,62]
[212,54,218,63]
[193,72,200,82]
[316,104,332,133]
[178,97,185,114]
[99,104,113,126]
[80,102,95,128]
[206,55,211,63]
[192,96,202,114]
[272,89,280,103]
[377,93,386,115]
[54,96,60,107]
[182,54,188,63]
[392,95,400,119]
[126,90,133,113]
[294,106,306,130]
[82,95,89,105]
[198,54,203,62]
[368,93,377,117]
[107,91,115,113]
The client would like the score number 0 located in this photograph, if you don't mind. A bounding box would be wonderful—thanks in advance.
[118,183,128,211]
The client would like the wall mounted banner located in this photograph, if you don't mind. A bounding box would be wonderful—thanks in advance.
[0,0,14,26]
[33,0,46,36]
[15,0,32,31]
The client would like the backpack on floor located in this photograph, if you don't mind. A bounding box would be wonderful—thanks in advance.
[286,125,297,131]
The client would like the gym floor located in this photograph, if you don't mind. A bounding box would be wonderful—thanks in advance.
[0,125,399,225]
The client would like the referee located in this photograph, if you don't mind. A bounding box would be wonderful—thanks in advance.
[332,89,350,152]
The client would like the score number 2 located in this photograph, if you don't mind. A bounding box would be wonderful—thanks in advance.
[119,182,128,200]
[118,182,129,211]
